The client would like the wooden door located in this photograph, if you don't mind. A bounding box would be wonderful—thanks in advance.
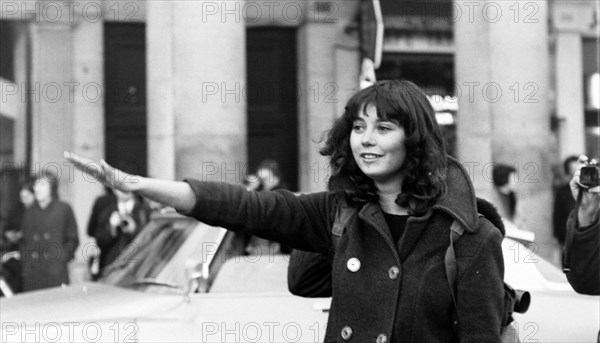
[104,23,147,176]
[246,28,298,190]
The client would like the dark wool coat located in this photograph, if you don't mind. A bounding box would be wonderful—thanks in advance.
[20,200,79,291]
[553,183,576,244]
[93,199,151,271]
[563,211,600,295]
[184,158,505,343]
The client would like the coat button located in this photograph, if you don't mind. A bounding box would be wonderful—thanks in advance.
[347,258,361,272]
[43,233,50,240]
[388,266,400,279]
[376,333,388,343]
[341,326,353,340]
[33,234,40,241]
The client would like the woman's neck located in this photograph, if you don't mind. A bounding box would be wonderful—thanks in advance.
[376,181,408,215]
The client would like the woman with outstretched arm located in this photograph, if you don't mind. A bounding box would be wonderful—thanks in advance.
[66,80,505,343]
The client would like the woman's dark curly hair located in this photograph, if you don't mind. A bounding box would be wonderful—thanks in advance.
[321,80,448,215]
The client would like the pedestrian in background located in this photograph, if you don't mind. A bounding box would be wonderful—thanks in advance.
[563,155,600,295]
[86,186,116,279]
[20,171,79,291]
[66,80,505,342]
[245,159,292,255]
[0,182,35,294]
[553,155,579,246]
[3,182,35,251]
[491,164,518,222]
[93,189,151,276]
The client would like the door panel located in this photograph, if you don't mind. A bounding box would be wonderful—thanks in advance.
[104,23,147,176]
[246,28,298,190]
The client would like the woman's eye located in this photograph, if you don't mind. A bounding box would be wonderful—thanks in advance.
[352,124,364,131]
[378,125,392,131]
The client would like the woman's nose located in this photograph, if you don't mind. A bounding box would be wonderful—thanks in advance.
[361,129,375,147]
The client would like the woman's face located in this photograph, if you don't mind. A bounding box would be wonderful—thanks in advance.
[33,179,52,203]
[350,104,407,188]
[19,188,35,207]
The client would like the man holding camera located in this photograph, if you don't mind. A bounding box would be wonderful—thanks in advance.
[93,189,152,276]
[563,155,600,295]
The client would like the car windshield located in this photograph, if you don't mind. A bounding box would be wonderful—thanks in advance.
[99,215,198,292]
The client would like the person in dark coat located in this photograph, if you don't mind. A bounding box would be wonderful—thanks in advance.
[20,171,79,291]
[491,164,517,222]
[553,155,578,245]
[562,155,600,295]
[1,182,35,294]
[65,80,504,342]
[245,159,292,255]
[86,187,116,238]
[3,183,36,247]
[93,189,151,275]
[85,187,116,279]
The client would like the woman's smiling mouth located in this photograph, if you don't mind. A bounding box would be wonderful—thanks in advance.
[360,153,383,160]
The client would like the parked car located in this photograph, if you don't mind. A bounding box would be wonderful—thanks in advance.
[1,212,598,342]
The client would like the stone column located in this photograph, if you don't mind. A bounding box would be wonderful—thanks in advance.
[297,22,339,192]
[28,21,74,190]
[69,18,105,276]
[9,23,29,166]
[454,0,494,200]
[455,1,555,260]
[555,33,585,159]
[551,1,592,160]
[147,1,247,183]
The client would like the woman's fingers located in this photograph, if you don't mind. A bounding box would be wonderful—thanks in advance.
[64,151,106,181]
[64,151,139,192]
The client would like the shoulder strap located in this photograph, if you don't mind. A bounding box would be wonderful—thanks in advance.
[332,199,355,237]
[445,220,465,323]
[445,218,524,343]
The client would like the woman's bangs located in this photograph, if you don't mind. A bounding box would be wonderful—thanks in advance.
[374,92,410,127]
[346,84,410,126]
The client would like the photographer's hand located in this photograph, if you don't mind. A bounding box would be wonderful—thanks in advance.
[570,156,600,227]
[108,211,121,237]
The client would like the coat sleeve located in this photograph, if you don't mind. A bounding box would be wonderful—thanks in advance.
[182,180,336,254]
[94,220,116,249]
[456,227,504,343]
[287,249,333,297]
[63,204,80,261]
[86,198,103,237]
[563,211,600,295]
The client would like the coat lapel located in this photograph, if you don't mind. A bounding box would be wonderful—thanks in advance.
[358,202,401,262]
[397,212,433,262]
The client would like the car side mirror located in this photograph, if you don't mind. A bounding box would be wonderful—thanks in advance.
[185,259,209,296]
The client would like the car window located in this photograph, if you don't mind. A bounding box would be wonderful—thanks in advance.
[99,216,260,294]
[100,216,197,291]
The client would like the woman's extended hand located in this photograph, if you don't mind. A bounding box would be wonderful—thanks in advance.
[64,151,139,192]
[65,151,197,213]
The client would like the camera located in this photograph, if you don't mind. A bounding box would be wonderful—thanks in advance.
[580,163,600,188]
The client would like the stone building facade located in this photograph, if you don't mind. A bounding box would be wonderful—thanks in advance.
[1,0,598,268]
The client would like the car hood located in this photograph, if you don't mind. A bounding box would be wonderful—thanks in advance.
[0,282,185,324]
